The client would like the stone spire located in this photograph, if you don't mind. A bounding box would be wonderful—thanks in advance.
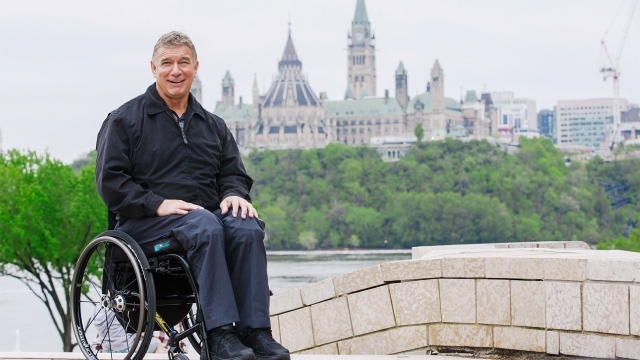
[395,62,408,110]
[222,70,235,109]
[190,75,203,104]
[430,59,446,136]
[352,0,370,29]
[279,33,301,70]
[252,74,259,104]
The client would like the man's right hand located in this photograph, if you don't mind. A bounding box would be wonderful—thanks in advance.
[155,199,203,216]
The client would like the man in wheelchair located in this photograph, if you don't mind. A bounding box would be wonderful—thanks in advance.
[95,31,289,360]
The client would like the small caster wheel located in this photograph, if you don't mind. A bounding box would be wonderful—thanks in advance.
[173,353,189,360]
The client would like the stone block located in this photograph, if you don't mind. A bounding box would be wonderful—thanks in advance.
[586,258,640,282]
[270,315,280,343]
[476,279,510,325]
[347,285,396,336]
[545,282,581,331]
[559,332,615,358]
[564,241,590,249]
[310,297,353,345]
[508,242,537,248]
[511,281,545,328]
[546,331,559,355]
[616,338,640,360]
[583,283,629,335]
[537,241,565,249]
[439,279,476,323]
[542,258,586,281]
[269,288,303,315]
[380,258,441,282]
[301,278,336,306]
[494,326,545,352]
[631,286,640,335]
[337,325,427,355]
[389,280,440,325]
[441,257,484,278]
[334,265,383,295]
[296,343,339,355]
[486,257,543,279]
[278,307,314,352]
[428,324,492,348]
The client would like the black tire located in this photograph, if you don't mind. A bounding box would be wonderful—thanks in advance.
[71,230,156,360]
[174,353,190,360]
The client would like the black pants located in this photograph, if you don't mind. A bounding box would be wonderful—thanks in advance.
[116,209,271,332]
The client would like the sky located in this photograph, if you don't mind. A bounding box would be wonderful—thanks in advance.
[0,0,638,163]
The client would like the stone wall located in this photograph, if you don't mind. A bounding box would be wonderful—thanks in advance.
[268,241,640,359]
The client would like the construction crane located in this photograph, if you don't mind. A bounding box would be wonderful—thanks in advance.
[600,0,638,150]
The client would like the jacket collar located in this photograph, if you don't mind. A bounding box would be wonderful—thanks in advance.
[145,83,206,119]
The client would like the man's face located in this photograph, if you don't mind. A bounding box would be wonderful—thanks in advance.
[151,45,199,103]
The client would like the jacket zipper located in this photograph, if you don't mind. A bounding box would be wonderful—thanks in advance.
[168,111,188,144]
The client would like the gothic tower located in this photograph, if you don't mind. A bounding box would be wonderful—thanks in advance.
[221,70,235,110]
[190,75,203,104]
[395,62,408,110]
[347,0,376,99]
[430,59,446,136]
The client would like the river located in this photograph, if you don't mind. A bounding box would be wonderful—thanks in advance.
[0,249,410,352]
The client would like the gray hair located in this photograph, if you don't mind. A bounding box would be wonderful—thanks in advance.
[152,31,198,62]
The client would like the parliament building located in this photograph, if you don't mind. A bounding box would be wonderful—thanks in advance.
[212,0,495,156]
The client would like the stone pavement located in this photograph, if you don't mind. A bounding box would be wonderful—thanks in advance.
[0,353,468,360]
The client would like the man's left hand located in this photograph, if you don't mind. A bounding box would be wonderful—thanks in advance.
[220,196,257,219]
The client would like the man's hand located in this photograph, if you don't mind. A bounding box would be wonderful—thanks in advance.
[156,199,203,216]
[220,195,257,219]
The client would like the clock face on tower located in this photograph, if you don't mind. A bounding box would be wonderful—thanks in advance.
[355,32,364,42]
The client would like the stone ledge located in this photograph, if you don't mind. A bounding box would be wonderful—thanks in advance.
[0,354,470,360]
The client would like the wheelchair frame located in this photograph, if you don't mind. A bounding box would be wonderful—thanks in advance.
[70,230,210,360]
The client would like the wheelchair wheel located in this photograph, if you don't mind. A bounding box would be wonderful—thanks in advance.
[71,231,156,360]
[182,304,203,355]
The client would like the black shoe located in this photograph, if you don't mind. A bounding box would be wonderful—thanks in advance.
[240,328,290,360]
[206,324,256,360]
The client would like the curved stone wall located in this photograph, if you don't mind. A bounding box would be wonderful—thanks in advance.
[268,241,640,359]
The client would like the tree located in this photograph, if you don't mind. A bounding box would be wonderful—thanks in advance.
[298,231,319,250]
[0,150,106,351]
[414,123,424,142]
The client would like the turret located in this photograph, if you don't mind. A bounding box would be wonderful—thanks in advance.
[222,70,235,109]
[395,62,408,110]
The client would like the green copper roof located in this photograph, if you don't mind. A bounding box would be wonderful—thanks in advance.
[464,90,478,104]
[352,0,370,27]
[396,61,407,76]
[324,97,404,118]
[213,102,252,123]
[405,92,463,116]
[223,70,233,83]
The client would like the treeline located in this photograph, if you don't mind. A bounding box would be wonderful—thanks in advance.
[245,138,640,250]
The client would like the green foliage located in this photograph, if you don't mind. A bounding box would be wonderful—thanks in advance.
[248,138,637,249]
[0,150,106,351]
[414,123,424,142]
[597,228,640,252]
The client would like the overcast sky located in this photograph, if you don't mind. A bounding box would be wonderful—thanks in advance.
[1,0,638,163]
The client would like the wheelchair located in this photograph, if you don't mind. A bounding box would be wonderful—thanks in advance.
[70,230,209,360]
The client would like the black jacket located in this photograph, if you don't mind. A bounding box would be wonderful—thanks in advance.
[96,84,252,221]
